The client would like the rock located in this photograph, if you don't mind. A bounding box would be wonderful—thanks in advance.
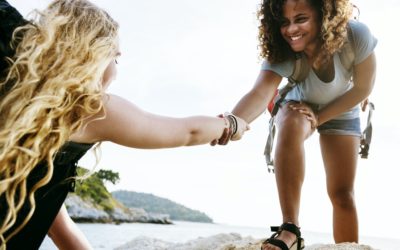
[305,243,375,250]
[65,194,172,224]
[115,233,260,250]
[115,233,376,250]
[65,194,109,222]
[110,207,135,222]
[172,233,254,250]
[147,213,172,224]
[115,236,174,250]
[128,207,149,222]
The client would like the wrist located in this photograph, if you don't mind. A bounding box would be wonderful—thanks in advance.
[220,115,230,129]
[215,114,232,145]
[224,112,238,136]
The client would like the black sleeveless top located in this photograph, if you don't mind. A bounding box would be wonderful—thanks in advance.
[0,0,28,100]
[1,141,94,250]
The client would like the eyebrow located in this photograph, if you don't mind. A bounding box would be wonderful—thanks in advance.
[281,13,308,20]
[294,13,308,17]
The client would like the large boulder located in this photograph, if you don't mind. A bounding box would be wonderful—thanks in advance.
[65,194,172,224]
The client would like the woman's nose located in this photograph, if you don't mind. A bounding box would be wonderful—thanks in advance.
[287,23,299,34]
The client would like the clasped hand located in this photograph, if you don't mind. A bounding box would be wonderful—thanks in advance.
[289,102,319,130]
[210,114,250,146]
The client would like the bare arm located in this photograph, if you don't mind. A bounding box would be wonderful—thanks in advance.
[75,94,249,148]
[317,53,376,124]
[48,205,92,250]
[232,70,282,123]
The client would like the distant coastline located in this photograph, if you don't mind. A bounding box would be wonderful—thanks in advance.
[112,190,213,223]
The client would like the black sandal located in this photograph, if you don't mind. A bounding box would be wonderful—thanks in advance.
[261,222,305,250]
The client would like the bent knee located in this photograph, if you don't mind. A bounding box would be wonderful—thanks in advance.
[276,105,311,137]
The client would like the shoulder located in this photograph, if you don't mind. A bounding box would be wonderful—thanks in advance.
[348,20,373,39]
[261,59,295,78]
[347,20,377,65]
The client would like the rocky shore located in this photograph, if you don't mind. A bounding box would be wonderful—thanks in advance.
[65,194,172,224]
[115,233,376,250]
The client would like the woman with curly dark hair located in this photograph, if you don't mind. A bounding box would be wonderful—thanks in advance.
[227,0,377,249]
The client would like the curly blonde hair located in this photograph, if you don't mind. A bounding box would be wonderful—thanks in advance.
[0,0,118,246]
[257,0,353,66]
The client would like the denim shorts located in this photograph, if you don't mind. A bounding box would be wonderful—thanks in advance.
[317,118,361,137]
[281,100,361,137]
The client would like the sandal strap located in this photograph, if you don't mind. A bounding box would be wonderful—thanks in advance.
[280,222,301,237]
[296,237,305,250]
[263,223,304,250]
[270,226,280,232]
[262,238,289,250]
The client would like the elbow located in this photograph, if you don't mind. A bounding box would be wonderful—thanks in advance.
[186,130,202,146]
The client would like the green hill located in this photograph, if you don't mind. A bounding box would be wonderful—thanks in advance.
[112,190,213,223]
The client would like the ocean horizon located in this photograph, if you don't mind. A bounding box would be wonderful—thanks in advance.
[41,221,400,249]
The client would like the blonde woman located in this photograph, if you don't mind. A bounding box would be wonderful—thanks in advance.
[0,0,249,249]
[227,0,377,249]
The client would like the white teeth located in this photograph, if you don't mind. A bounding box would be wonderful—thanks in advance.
[290,35,302,41]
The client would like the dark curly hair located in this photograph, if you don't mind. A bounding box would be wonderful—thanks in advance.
[257,0,352,66]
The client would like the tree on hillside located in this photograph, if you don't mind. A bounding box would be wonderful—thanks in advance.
[96,169,120,185]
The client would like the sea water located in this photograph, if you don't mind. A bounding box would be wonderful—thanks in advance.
[40,221,400,250]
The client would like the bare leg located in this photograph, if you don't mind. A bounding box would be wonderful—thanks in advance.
[320,134,359,243]
[262,103,314,250]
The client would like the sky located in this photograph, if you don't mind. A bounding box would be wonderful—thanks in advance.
[9,0,400,240]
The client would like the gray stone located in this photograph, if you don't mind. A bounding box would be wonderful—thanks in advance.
[65,194,172,224]
[65,194,109,221]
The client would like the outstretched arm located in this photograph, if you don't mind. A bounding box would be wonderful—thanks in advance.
[74,94,249,148]
[48,205,92,250]
[232,70,282,123]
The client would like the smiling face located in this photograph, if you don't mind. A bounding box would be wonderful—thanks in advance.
[280,0,321,57]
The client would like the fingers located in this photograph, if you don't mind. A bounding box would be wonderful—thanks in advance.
[217,127,231,145]
[231,117,250,141]
[305,115,318,129]
[234,122,251,140]
[289,103,318,129]
[361,98,369,112]
[231,132,242,141]
[289,103,309,111]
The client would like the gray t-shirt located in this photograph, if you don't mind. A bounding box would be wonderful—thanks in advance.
[261,20,377,120]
